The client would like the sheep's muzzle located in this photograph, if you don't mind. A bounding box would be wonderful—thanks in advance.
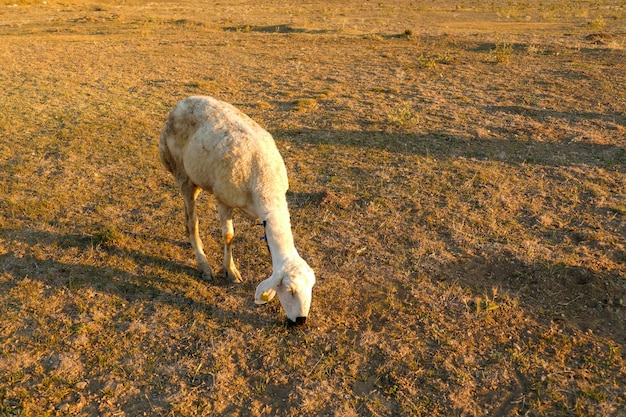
[287,316,307,327]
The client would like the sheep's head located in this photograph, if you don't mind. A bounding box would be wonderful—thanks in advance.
[255,257,315,327]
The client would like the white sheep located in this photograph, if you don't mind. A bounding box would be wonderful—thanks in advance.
[159,96,315,326]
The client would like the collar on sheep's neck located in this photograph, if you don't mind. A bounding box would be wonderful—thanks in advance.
[260,220,271,255]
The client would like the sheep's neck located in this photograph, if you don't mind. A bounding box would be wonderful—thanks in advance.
[263,208,298,265]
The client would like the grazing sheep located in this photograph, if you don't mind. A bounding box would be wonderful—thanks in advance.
[159,96,315,326]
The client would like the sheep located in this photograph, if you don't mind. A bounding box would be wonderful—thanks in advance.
[159,96,315,326]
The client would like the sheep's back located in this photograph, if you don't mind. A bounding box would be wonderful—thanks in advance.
[166,96,289,214]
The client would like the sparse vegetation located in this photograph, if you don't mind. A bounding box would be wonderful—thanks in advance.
[293,98,319,112]
[418,51,455,68]
[492,41,515,63]
[386,102,420,128]
[588,17,607,29]
[0,0,625,416]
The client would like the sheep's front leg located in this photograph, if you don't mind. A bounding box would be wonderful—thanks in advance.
[181,180,214,280]
[217,203,243,283]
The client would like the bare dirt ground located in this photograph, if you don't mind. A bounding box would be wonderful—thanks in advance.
[0,0,625,415]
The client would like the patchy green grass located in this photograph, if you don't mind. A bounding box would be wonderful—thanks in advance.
[0,0,625,416]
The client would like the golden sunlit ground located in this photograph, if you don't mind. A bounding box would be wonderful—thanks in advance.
[1,1,625,415]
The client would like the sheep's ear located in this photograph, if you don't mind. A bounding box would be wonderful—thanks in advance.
[254,275,280,305]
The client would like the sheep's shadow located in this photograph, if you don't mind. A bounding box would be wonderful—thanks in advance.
[0,228,275,327]
[0,227,302,415]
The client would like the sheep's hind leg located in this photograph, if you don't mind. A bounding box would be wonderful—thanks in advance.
[217,203,242,283]
[181,180,214,280]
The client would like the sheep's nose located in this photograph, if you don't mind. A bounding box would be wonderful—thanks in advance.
[288,316,307,327]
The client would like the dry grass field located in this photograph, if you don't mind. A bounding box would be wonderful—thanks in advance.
[1,0,625,415]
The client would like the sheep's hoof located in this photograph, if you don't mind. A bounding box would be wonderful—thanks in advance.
[219,267,242,283]
[199,268,215,281]
[230,271,243,284]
